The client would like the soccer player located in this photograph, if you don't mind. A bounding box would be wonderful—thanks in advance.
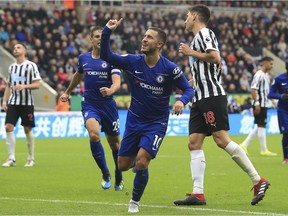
[60,26,124,191]
[268,60,288,164]
[240,57,277,156]
[2,43,41,167]
[100,19,194,213]
[173,4,270,206]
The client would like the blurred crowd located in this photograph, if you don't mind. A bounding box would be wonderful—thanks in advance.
[0,1,287,111]
[125,0,283,8]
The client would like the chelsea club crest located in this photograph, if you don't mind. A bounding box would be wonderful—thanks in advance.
[101,62,107,68]
[156,75,164,83]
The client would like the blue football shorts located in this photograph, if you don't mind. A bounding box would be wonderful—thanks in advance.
[81,100,120,136]
[119,120,168,158]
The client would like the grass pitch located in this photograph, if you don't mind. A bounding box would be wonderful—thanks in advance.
[0,135,287,215]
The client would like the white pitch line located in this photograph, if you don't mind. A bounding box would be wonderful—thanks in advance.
[0,197,287,216]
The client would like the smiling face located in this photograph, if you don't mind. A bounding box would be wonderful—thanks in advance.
[141,29,164,54]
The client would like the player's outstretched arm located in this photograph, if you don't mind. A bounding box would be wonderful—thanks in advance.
[60,72,84,102]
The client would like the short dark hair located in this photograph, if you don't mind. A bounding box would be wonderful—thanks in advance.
[90,26,103,37]
[188,4,210,24]
[16,43,27,50]
[148,26,167,45]
[261,56,273,62]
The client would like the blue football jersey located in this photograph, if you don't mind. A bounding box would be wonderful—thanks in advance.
[77,52,121,102]
[268,73,288,111]
[101,27,194,123]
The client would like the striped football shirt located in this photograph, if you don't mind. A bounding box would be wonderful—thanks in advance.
[189,27,226,102]
[251,70,270,108]
[7,60,41,106]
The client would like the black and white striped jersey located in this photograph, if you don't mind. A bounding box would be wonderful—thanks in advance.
[7,60,41,106]
[251,70,270,108]
[189,27,226,102]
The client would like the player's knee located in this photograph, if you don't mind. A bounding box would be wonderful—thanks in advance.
[5,124,14,132]
[118,160,130,171]
[24,127,32,134]
[108,139,120,151]
[214,138,227,148]
[188,141,200,150]
[89,131,100,142]
[135,158,149,170]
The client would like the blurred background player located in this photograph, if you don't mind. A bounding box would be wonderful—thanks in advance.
[268,60,288,164]
[2,43,41,167]
[101,18,194,212]
[60,26,124,191]
[240,57,277,156]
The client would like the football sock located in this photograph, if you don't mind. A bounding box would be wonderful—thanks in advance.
[132,169,148,202]
[242,126,257,147]
[6,131,16,161]
[190,150,206,194]
[112,150,122,185]
[282,134,288,158]
[258,127,267,152]
[26,131,35,161]
[90,140,109,175]
[225,141,260,185]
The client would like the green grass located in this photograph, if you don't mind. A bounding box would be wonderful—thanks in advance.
[0,135,287,215]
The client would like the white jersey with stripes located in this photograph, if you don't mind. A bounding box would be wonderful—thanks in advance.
[251,70,270,108]
[189,27,226,102]
[7,60,41,106]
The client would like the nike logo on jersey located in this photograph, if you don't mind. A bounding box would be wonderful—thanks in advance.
[135,70,143,74]
[281,83,287,86]
[83,63,88,67]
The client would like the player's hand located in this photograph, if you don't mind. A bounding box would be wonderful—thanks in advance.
[172,100,184,115]
[100,87,113,97]
[106,18,123,31]
[2,101,7,112]
[179,43,193,56]
[60,93,70,102]
[280,93,288,100]
[14,84,25,91]
[188,79,194,87]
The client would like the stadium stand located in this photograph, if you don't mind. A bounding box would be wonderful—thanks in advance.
[0,1,287,110]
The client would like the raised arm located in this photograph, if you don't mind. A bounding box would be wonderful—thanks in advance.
[100,19,129,70]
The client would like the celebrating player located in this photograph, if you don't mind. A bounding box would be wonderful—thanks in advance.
[100,18,194,212]
[60,26,124,191]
